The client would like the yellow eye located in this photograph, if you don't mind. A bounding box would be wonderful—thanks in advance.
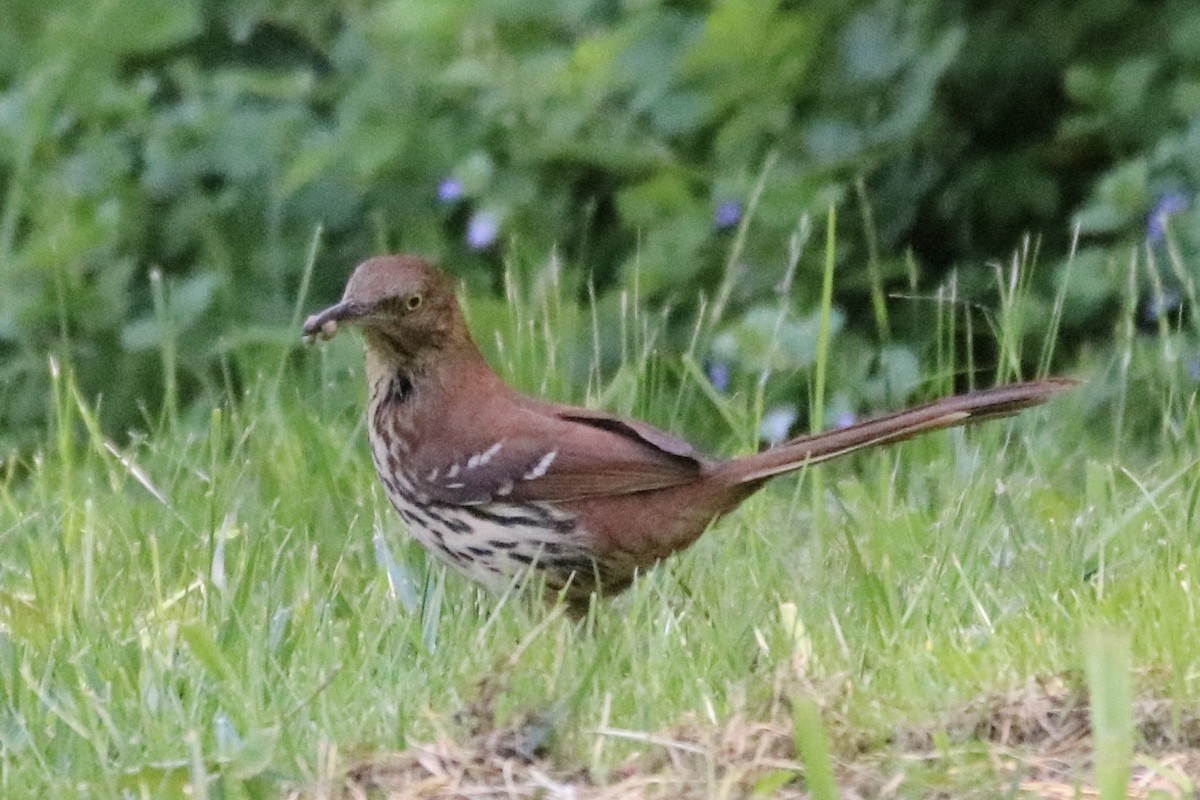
[405,294,422,311]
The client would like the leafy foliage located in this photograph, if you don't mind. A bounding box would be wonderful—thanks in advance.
[1,0,1197,447]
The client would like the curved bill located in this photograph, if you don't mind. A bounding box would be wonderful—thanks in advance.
[301,300,360,344]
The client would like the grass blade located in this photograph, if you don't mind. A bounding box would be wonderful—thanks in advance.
[1084,627,1133,800]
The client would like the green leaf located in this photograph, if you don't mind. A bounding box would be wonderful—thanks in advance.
[180,619,242,690]
[1073,160,1149,235]
[226,726,280,780]
[117,760,192,796]
[752,768,798,795]
[617,173,694,227]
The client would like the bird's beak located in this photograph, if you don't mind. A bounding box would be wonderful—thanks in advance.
[301,300,362,344]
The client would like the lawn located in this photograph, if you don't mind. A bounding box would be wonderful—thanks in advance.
[1,259,1197,799]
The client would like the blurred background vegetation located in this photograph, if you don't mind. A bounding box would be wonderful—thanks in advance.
[2,0,1198,452]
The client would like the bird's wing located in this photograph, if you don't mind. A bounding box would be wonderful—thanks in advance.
[551,407,701,460]
[400,404,709,506]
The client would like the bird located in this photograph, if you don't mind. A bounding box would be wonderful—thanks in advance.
[303,254,1075,609]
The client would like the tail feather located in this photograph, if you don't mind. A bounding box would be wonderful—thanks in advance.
[729,377,1078,485]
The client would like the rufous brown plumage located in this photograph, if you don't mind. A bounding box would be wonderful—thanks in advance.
[303,254,1075,608]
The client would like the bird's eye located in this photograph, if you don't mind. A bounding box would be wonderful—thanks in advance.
[405,294,422,311]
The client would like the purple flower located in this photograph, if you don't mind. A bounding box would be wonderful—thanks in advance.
[437,178,464,203]
[834,410,857,429]
[714,200,742,231]
[706,361,731,393]
[760,405,797,445]
[1140,287,1183,326]
[1147,191,1189,243]
[466,210,500,250]
[1187,357,1200,384]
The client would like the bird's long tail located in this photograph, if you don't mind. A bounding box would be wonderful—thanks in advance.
[728,377,1077,485]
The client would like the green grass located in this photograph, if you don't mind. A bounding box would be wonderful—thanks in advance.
[1,250,1199,798]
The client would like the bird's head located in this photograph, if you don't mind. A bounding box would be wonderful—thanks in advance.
[302,254,469,364]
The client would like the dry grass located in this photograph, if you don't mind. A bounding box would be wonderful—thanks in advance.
[894,674,1200,798]
[292,713,804,799]
[290,673,1199,799]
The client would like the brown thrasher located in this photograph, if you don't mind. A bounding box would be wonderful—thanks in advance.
[303,255,1074,606]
